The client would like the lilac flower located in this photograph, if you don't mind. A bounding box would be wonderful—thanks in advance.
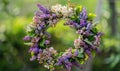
[80,19,87,27]
[65,61,72,71]
[63,52,72,58]
[45,40,50,45]
[30,56,37,61]
[85,50,92,58]
[35,11,42,16]
[79,8,87,19]
[33,16,40,23]
[83,30,90,36]
[52,13,57,18]
[94,36,100,46]
[37,25,42,31]
[97,32,104,37]
[37,4,50,14]
[73,49,79,56]
[86,22,92,30]
[31,37,40,43]
[49,47,57,54]
[29,44,39,53]
[23,36,31,41]
[32,47,39,54]
[57,57,64,65]
[74,38,81,48]
[39,49,42,53]
[74,22,81,29]
[76,30,84,34]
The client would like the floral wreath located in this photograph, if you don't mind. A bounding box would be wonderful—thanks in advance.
[23,4,103,71]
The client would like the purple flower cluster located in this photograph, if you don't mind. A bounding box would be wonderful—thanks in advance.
[57,48,79,71]
[23,4,103,71]
[23,3,61,60]
[23,4,63,71]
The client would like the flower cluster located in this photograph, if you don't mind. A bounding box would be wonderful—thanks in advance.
[23,4,103,71]
[51,4,74,17]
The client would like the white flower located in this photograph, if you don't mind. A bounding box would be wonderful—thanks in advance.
[61,6,73,17]
[51,4,62,13]
[51,4,74,17]
[26,24,34,32]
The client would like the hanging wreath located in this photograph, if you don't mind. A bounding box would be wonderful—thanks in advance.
[23,4,103,71]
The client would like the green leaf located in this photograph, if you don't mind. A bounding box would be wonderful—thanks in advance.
[92,27,98,34]
[28,33,35,37]
[79,59,85,64]
[76,6,82,15]
[59,52,64,56]
[78,48,84,53]
[84,38,93,46]
[88,35,95,41]
[77,53,84,58]
[39,39,45,47]
[24,42,33,46]
[71,16,76,20]
[77,48,84,58]
[31,51,34,57]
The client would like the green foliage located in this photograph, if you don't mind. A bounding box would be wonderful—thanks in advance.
[39,39,45,47]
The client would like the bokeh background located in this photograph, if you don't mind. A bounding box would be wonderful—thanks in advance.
[0,0,120,71]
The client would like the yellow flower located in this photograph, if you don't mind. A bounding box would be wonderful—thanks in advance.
[88,13,96,18]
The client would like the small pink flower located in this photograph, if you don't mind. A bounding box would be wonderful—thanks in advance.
[74,38,81,48]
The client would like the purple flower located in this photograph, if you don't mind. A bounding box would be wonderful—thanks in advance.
[57,58,63,65]
[33,16,40,23]
[31,37,40,43]
[52,14,57,18]
[83,30,90,36]
[29,44,39,54]
[94,36,101,46]
[65,62,72,71]
[40,14,47,19]
[74,50,79,56]
[32,47,39,54]
[97,32,103,37]
[39,49,42,53]
[30,56,37,61]
[37,4,50,14]
[23,36,31,41]
[74,38,81,48]
[76,30,84,34]
[80,19,87,27]
[45,40,50,45]
[79,8,87,19]
[35,11,42,16]
[49,47,57,54]
[85,50,92,58]
[52,19,58,24]
[74,22,81,29]
[86,23,92,30]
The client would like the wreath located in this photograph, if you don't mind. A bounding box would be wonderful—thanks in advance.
[23,4,103,71]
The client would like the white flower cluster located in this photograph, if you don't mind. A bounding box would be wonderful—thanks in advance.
[51,4,74,17]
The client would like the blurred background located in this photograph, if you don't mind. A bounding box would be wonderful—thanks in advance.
[0,0,120,71]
